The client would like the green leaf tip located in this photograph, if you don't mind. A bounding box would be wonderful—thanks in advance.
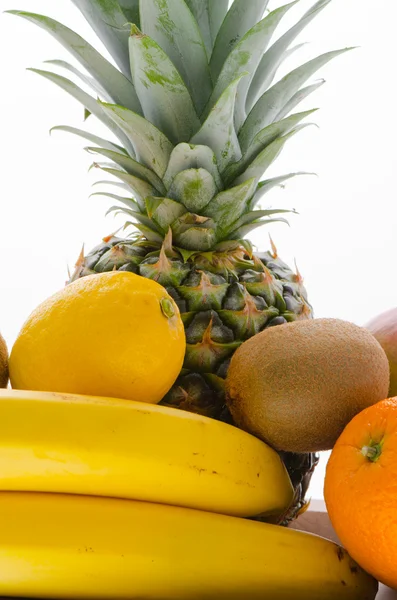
[4,9,24,16]
[130,23,142,36]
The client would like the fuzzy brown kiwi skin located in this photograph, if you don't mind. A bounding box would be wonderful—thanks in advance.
[226,318,390,453]
[0,333,9,388]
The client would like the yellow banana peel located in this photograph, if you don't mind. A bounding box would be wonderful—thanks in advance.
[0,389,293,517]
[0,492,377,600]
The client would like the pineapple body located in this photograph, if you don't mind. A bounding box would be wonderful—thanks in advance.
[72,235,312,420]
[9,0,350,519]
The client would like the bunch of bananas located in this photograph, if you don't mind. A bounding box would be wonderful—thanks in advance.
[0,389,377,599]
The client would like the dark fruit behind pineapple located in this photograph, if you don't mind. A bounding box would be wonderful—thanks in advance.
[366,308,397,397]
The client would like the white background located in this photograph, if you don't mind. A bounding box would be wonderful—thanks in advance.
[1,1,396,500]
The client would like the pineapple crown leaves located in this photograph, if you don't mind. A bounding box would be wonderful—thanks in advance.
[7,0,353,252]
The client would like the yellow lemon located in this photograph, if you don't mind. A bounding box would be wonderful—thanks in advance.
[10,272,185,403]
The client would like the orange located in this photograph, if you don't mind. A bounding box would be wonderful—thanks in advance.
[10,272,185,403]
[324,398,397,589]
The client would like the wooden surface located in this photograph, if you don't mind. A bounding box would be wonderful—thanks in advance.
[291,500,397,599]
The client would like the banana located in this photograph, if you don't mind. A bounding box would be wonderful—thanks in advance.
[0,389,293,518]
[0,492,377,599]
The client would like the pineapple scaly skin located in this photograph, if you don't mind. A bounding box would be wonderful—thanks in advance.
[70,233,312,420]
[8,0,351,519]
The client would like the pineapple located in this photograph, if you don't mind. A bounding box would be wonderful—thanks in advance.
[8,0,349,520]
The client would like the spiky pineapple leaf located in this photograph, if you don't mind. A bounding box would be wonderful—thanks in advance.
[244,42,306,115]
[184,0,230,58]
[229,209,293,232]
[118,0,140,26]
[210,0,270,81]
[191,75,244,173]
[163,143,223,191]
[224,109,317,184]
[106,205,130,216]
[240,238,254,257]
[208,0,230,43]
[106,205,159,232]
[172,222,217,252]
[207,1,298,130]
[92,180,131,193]
[140,0,212,115]
[100,103,174,179]
[229,218,289,240]
[133,223,164,243]
[70,0,131,77]
[168,168,218,212]
[89,161,118,172]
[284,41,308,61]
[28,69,135,156]
[275,80,325,121]
[146,197,187,232]
[203,178,257,234]
[214,239,244,252]
[85,147,166,192]
[239,48,352,153]
[96,166,158,211]
[44,60,112,102]
[129,28,201,144]
[90,191,141,213]
[172,213,216,234]
[235,126,311,187]
[246,0,332,111]
[7,12,142,114]
[87,148,137,173]
[50,125,126,155]
[175,247,198,263]
[250,172,315,208]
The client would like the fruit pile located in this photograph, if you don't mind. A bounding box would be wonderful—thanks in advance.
[2,0,396,598]
[0,272,389,599]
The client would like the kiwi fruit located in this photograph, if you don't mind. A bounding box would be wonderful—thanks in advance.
[226,318,390,453]
[0,333,9,388]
